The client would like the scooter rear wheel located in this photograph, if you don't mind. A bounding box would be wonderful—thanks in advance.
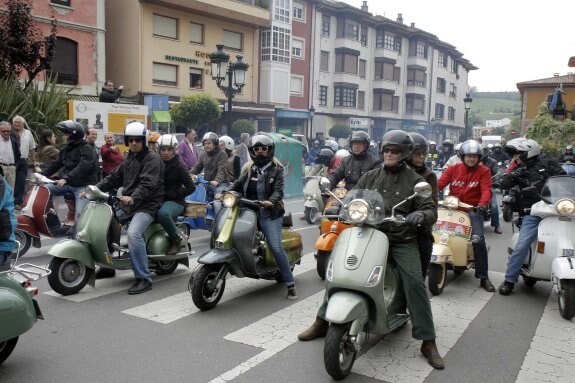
[0,337,18,366]
[153,260,178,275]
[13,230,31,257]
[324,323,357,381]
[48,257,90,296]
[190,264,226,311]
[428,263,447,296]
[558,280,575,320]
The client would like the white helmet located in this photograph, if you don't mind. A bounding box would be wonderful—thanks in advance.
[219,135,235,151]
[124,121,148,146]
[158,134,178,149]
[455,143,462,151]
[324,139,338,153]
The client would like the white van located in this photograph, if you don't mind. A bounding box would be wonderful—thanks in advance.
[481,135,502,147]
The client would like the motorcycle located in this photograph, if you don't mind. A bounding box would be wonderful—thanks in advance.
[322,183,432,380]
[46,185,191,295]
[0,243,50,365]
[189,191,303,311]
[303,176,325,224]
[15,173,76,256]
[561,161,575,177]
[427,195,481,296]
[181,174,216,231]
[508,176,575,320]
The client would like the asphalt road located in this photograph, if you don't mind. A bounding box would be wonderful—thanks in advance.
[1,196,573,383]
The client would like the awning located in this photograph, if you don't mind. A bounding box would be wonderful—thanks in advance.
[153,111,171,123]
[275,109,311,119]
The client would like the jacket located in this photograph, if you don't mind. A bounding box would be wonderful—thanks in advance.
[163,154,195,206]
[223,153,240,182]
[355,163,437,243]
[99,88,122,103]
[177,140,199,170]
[0,176,16,252]
[97,148,164,217]
[227,160,285,220]
[191,148,228,184]
[327,152,381,190]
[438,162,492,207]
[100,143,124,174]
[42,140,99,187]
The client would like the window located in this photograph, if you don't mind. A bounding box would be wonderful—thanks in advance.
[378,31,401,51]
[190,22,204,44]
[224,30,243,51]
[451,59,459,74]
[359,60,366,78]
[292,38,303,59]
[153,62,177,87]
[321,15,330,36]
[375,61,400,82]
[51,0,70,6]
[274,0,290,23]
[319,86,328,106]
[357,91,365,110]
[290,76,303,96]
[406,96,425,115]
[336,18,360,40]
[436,78,446,93]
[373,92,399,112]
[449,83,457,98]
[434,104,445,119]
[438,52,447,68]
[407,68,426,87]
[48,37,78,85]
[261,26,290,63]
[360,26,367,46]
[334,87,356,107]
[293,1,305,21]
[189,68,203,89]
[320,51,329,71]
[448,107,455,121]
[408,39,427,58]
[335,53,358,74]
[153,14,178,39]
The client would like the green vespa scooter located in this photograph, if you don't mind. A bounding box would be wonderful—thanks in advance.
[47,185,191,296]
[0,243,51,365]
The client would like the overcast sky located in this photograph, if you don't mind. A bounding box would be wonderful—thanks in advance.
[341,0,575,92]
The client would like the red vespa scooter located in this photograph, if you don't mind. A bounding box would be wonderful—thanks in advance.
[15,174,75,256]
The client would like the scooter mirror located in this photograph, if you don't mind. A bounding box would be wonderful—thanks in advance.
[413,182,432,199]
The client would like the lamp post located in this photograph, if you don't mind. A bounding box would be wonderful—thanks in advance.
[209,44,249,134]
[464,92,473,140]
[308,106,315,139]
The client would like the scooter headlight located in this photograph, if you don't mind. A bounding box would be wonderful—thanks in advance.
[347,199,369,223]
[326,259,334,282]
[222,193,238,208]
[555,199,575,216]
[443,196,460,209]
[439,233,449,245]
[366,266,383,287]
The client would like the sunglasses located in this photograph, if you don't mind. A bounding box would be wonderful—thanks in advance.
[383,148,402,155]
[253,146,268,152]
[412,150,427,157]
[127,137,143,143]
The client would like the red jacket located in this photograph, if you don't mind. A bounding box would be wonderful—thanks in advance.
[438,162,492,207]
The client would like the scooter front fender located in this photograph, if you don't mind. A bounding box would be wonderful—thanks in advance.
[304,200,319,209]
[431,244,451,264]
[315,232,338,252]
[47,240,94,270]
[197,248,245,278]
[325,291,369,335]
[552,257,575,281]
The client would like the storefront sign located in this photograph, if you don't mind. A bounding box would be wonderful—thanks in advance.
[349,117,371,128]
[165,55,199,65]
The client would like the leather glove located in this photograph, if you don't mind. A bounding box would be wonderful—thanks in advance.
[477,205,488,215]
[405,211,425,226]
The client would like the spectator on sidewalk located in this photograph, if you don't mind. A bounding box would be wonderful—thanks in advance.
[12,115,37,210]
[99,80,123,103]
[0,121,21,190]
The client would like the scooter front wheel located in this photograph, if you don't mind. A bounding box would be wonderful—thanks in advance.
[428,263,447,296]
[14,230,32,257]
[502,204,513,222]
[316,250,330,280]
[558,280,575,320]
[48,257,90,296]
[0,337,18,366]
[324,323,357,381]
[305,206,319,224]
[190,264,226,311]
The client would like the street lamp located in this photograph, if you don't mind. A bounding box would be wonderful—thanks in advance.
[209,44,249,134]
[308,106,315,139]
[464,92,473,140]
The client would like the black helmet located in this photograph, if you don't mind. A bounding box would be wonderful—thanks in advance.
[408,132,429,154]
[442,139,454,149]
[57,120,85,142]
[202,132,219,146]
[316,148,334,167]
[349,131,370,157]
[248,134,275,166]
[380,129,414,161]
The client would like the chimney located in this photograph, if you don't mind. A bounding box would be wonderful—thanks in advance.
[361,1,368,12]
[397,13,403,24]
[411,22,415,28]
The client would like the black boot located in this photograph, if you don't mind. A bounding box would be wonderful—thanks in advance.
[166,236,182,255]
[499,281,514,296]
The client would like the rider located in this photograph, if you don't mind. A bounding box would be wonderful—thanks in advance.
[306,148,334,177]
[438,139,454,167]
[437,139,497,293]
[406,132,439,280]
[225,134,297,300]
[499,139,566,295]
[41,120,99,233]
[305,140,321,166]
[191,132,228,200]
[0,174,16,271]
[148,131,161,153]
[299,130,445,370]
[218,135,241,182]
[426,141,440,168]
[94,122,165,295]
[156,134,195,255]
[480,146,503,234]
[559,145,575,162]
[443,143,462,168]
[490,143,510,164]
[321,131,380,191]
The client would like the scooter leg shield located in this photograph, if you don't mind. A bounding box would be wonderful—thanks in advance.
[325,291,369,335]
[197,248,245,278]
[47,240,94,270]
[552,258,575,282]
[431,244,451,264]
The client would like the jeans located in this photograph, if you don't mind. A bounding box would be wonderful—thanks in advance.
[45,183,88,235]
[126,212,154,282]
[259,214,294,286]
[469,211,490,279]
[489,188,500,227]
[504,215,541,283]
[157,201,184,238]
[13,158,27,205]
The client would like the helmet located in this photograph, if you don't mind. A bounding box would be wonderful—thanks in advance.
[380,129,414,161]
[519,139,540,161]
[202,132,219,146]
[566,145,573,153]
[459,140,483,161]
[504,137,527,156]
[487,144,494,149]
[408,132,429,154]
[349,131,370,157]
[429,141,437,147]
[493,143,502,150]
[149,131,161,144]
[124,121,148,146]
[324,139,338,153]
[455,143,462,152]
[157,134,178,149]
[442,139,454,149]
[57,120,85,142]
[316,148,334,167]
[219,135,235,151]
[248,134,275,166]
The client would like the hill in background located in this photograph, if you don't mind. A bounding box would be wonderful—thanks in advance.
[469,91,521,125]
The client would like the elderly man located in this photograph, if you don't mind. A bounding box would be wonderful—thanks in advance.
[12,115,37,210]
[0,121,20,189]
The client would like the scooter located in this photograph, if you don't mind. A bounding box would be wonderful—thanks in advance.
[303,176,325,224]
[427,195,480,296]
[15,173,76,256]
[181,174,216,231]
[0,243,51,365]
[189,191,303,311]
[508,176,575,320]
[322,183,432,380]
[47,185,191,296]
[561,161,575,176]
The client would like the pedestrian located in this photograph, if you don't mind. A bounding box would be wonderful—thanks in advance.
[177,128,200,170]
[37,129,60,166]
[12,115,37,210]
[0,173,16,271]
[100,132,123,178]
[0,121,20,190]
[236,132,250,168]
[99,80,123,103]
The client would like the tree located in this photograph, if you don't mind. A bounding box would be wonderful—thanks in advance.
[526,102,575,158]
[329,123,352,140]
[0,0,57,89]
[170,94,221,131]
[231,119,255,137]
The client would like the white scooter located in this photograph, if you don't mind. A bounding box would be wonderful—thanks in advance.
[302,176,325,224]
[508,176,575,320]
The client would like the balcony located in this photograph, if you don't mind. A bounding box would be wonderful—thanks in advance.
[406,55,429,70]
[334,37,363,52]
